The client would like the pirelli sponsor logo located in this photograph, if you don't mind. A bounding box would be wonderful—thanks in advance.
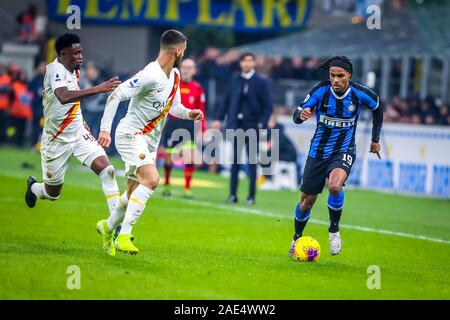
[319,114,356,128]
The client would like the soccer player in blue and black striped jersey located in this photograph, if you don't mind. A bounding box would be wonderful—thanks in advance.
[289,56,383,257]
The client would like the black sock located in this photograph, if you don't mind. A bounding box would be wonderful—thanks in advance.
[328,208,342,233]
[294,218,309,240]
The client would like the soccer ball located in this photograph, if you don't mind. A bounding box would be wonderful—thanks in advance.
[292,236,321,262]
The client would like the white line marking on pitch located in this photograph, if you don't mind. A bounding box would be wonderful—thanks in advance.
[2,191,450,245]
[175,198,450,245]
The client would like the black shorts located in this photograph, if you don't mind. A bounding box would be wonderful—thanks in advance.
[300,152,356,195]
[161,117,195,151]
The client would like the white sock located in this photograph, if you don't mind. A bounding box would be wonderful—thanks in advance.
[106,191,128,230]
[31,183,59,201]
[120,184,153,235]
[31,182,46,199]
[99,165,120,218]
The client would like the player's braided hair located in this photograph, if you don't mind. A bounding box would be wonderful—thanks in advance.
[316,56,353,74]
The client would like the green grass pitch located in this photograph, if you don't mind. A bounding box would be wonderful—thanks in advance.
[0,147,449,299]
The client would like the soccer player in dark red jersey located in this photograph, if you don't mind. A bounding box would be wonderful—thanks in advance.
[161,58,206,198]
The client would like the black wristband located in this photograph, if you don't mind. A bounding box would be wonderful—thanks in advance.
[293,107,304,124]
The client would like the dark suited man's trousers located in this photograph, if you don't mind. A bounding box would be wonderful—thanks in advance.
[230,128,259,199]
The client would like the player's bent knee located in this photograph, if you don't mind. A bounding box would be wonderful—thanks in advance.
[328,184,342,195]
[91,156,111,175]
[141,175,160,190]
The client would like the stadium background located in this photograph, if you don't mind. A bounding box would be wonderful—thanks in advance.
[0,0,449,300]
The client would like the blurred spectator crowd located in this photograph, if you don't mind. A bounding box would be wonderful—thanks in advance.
[0,50,449,150]
[384,96,450,126]
[192,47,450,126]
[193,47,329,82]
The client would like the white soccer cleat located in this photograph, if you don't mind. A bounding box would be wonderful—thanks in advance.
[329,231,342,256]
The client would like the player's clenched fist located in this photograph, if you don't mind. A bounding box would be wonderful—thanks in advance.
[293,107,312,124]
[300,108,312,121]
[189,109,204,121]
[97,76,121,93]
[98,131,112,149]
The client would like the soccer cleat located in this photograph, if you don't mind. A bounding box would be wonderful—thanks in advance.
[246,197,255,205]
[115,234,139,255]
[226,195,238,204]
[183,188,193,199]
[329,231,342,255]
[96,220,116,256]
[113,224,134,241]
[288,239,297,258]
[162,184,171,197]
[25,176,37,208]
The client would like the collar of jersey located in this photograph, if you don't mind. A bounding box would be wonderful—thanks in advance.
[155,60,172,80]
[330,86,351,100]
[54,58,78,78]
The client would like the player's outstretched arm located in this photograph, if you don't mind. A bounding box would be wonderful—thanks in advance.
[54,76,121,105]
[98,72,152,148]
[170,81,203,121]
[169,102,203,121]
[98,90,123,148]
[355,83,383,159]
[370,103,384,160]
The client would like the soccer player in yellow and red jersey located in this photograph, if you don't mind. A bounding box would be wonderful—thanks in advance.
[161,58,206,198]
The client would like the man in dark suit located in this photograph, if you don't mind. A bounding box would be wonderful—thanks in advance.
[212,52,273,205]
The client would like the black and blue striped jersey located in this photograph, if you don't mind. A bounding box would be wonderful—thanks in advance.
[299,80,379,159]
